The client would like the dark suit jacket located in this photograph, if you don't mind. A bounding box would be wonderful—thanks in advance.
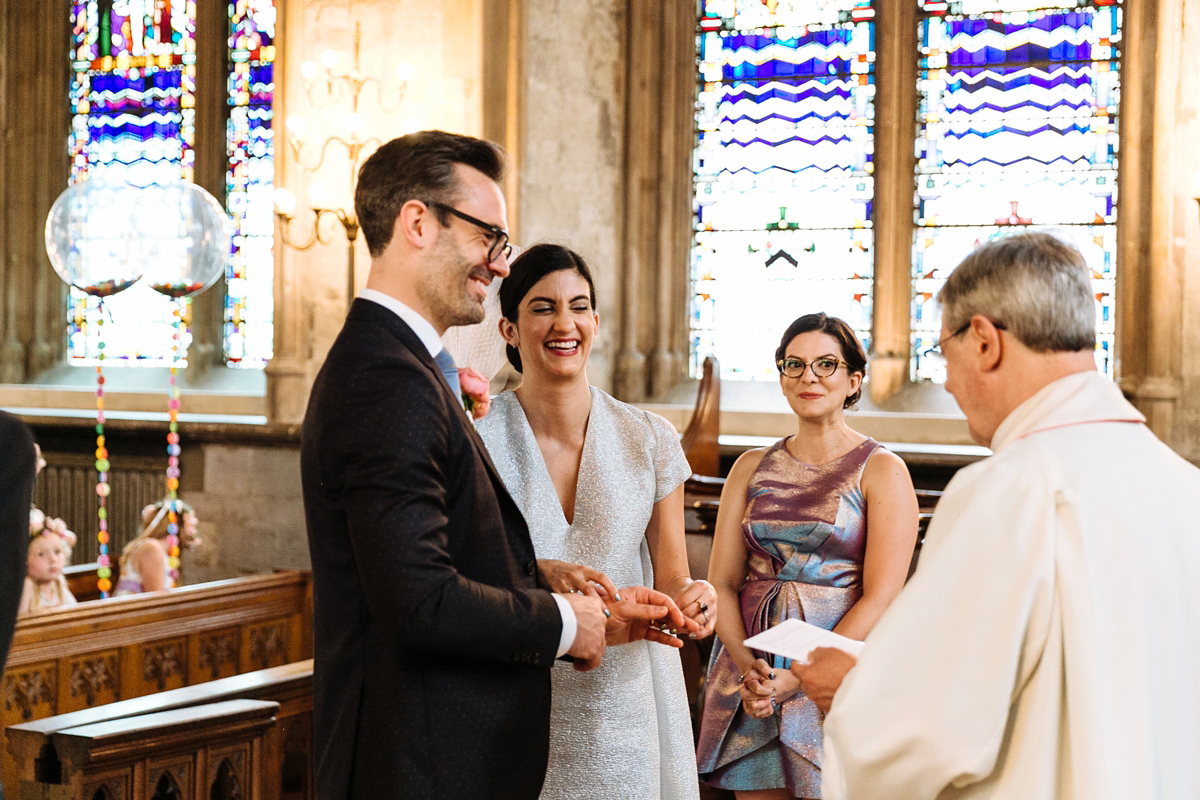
[0,412,36,800]
[301,299,562,800]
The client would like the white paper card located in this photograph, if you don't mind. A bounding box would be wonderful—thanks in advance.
[743,618,865,664]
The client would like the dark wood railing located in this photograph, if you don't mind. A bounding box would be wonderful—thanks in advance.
[8,660,313,800]
[1,571,312,796]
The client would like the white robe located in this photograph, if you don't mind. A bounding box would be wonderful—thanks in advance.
[822,371,1200,800]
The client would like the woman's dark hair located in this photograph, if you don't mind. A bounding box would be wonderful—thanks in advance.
[354,130,506,257]
[499,243,597,372]
[774,312,868,409]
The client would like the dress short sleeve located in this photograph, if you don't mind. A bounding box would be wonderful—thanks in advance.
[644,411,692,503]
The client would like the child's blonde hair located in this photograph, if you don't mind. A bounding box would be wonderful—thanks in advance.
[118,499,196,572]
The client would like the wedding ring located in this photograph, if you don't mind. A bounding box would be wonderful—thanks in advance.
[699,601,709,613]
[701,610,709,624]
[603,607,611,619]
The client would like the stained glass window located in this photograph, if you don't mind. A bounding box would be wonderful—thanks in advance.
[912,0,1121,382]
[68,0,197,364]
[693,0,876,381]
[225,0,275,367]
[66,0,275,368]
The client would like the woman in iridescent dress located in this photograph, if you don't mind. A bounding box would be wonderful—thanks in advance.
[696,313,919,799]
[476,243,716,800]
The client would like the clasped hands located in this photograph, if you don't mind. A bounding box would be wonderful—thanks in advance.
[539,559,716,672]
[739,648,859,717]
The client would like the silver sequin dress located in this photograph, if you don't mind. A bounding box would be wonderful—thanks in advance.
[477,387,700,800]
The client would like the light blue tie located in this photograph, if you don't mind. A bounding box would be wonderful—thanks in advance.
[434,347,461,403]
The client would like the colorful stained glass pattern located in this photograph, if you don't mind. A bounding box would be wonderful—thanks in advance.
[693,0,876,381]
[225,0,275,367]
[913,1,1121,382]
[68,0,197,364]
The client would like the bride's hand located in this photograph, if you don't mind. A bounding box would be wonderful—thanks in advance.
[603,585,698,648]
[536,559,619,600]
[671,578,717,639]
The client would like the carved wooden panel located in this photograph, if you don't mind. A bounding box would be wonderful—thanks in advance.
[148,762,190,800]
[196,629,241,682]
[141,639,188,694]
[64,651,120,712]
[245,621,288,671]
[3,664,57,723]
[83,773,127,800]
[209,750,247,800]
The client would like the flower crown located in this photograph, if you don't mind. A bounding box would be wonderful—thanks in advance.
[29,508,77,548]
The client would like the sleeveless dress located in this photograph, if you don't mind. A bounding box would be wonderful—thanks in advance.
[696,437,881,797]
[113,540,174,595]
[477,388,700,800]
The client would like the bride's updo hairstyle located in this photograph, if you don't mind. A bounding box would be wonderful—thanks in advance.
[499,243,597,373]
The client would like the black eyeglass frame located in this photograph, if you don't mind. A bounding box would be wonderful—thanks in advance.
[928,317,1008,358]
[775,356,848,379]
[431,202,513,262]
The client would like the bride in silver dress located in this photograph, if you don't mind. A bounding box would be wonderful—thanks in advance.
[477,243,717,800]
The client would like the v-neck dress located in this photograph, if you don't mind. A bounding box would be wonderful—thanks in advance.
[477,387,698,800]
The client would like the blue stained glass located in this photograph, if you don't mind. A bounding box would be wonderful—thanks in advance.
[68,0,197,365]
[224,0,276,368]
[913,1,1121,382]
[694,0,876,381]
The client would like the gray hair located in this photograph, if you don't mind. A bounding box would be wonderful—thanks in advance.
[937,232,1096,352]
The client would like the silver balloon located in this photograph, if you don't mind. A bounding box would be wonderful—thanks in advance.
[44,181,157,297]
[138,183,232,298]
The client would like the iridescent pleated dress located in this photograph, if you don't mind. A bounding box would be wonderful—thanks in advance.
[478,388,699,800]
[696,437,879,798]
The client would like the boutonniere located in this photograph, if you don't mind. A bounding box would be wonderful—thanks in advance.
[457,366,492,421]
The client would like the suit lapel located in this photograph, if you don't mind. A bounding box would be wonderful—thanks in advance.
[348,299,518,503]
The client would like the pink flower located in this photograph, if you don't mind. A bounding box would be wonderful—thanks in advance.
[43,517,77,549]
[457,366,492,420]
[29,508,45,535]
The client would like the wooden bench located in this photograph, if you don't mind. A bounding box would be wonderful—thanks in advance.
[680,355,721,478]
[2,571,312,796]
[62,563,117,605]
[21,698,280,800]
[8,660,313,800]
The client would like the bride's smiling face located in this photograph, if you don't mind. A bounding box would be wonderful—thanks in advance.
[501,269,598,380]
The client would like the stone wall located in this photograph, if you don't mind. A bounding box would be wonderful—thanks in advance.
[181,442,309,584]
[517,0,626,392]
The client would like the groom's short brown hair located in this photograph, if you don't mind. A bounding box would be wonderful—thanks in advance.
[355,131,506,257]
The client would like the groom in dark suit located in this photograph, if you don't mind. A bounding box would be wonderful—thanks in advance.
[302,132,618,800]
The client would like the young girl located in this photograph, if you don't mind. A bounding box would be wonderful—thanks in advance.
[19,528,78,613]
[114,499,201,595]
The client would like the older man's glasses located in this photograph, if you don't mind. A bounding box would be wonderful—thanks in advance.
[432,202,513,263]
[926,318,1008,358]
[776,356,845,379]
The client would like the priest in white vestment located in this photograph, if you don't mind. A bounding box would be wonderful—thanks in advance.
[796,232,1200,800]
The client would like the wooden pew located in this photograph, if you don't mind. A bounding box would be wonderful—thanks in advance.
[680,356,721,478]
[1,571,312,796]
[8,660,313,800]
[62,563,117,605]
[25,698,280,800]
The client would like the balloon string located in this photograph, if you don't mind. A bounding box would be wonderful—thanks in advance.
[94,303,112,597]
[164,302,184,583]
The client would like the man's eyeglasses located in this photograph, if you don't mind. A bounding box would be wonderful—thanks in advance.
[432,202,513,263]
[927,318,1008,358]
[776,356,846,379]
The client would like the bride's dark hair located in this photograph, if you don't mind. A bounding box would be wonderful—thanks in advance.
[499,243,597,372]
